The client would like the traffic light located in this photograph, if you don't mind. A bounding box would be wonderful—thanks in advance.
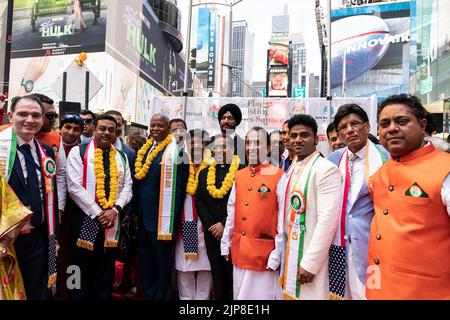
[189,48,197,69]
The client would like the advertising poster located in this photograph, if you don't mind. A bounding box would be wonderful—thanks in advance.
[106,0,186,96]
[331,1,411,99]
[207,10,216,88]
[8,52,105,104]
[268,69,288,97]
[196,7,210,74]
[136,76,162,125]
[11,0,107,58]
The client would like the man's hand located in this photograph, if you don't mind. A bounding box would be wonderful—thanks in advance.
[297,267,315,284]
[209,222,224,240]
[98,209,117,229]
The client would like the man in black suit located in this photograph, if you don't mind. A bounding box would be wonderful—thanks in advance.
[0,95,59,300]
[134,114,189,300]
[195,134,243,300]
[218,104,246,164]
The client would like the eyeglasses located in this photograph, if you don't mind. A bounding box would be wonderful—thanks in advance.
[336,120,365,133]
[45,112,58,119]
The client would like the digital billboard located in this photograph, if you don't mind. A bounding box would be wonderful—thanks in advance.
[105,0,187,96]
[11,0,107,57]
[331,1,411,100]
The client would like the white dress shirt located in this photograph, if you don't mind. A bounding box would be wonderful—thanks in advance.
[66,145,133,219]
[55,136,67,211]
[347,143,368,207]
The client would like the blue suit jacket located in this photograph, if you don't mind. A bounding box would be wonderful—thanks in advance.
[328,144,389,282]
[134,145,189,234]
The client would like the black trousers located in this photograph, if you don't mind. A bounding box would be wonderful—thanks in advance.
[204,232,233,300]
[69,231,116,300]
[14,224,49,300]
[138,229,174,300]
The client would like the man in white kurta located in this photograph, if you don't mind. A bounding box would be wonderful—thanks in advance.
[221,127,286,300]
[281,115,342,300]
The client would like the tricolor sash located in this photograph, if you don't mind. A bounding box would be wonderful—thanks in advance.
[0,127,58,288]
[281,152,321,300]
[76,140,126,251]
[157,137,179,240]
[328,141,387,300]
[181,194,199,259]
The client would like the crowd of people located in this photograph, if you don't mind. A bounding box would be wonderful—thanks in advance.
[0,92,448,300]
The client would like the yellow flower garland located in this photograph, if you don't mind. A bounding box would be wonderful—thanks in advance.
[206,155,240,199]
[134,134,173,180]
[94,146,118,209]
[186,161,208,196]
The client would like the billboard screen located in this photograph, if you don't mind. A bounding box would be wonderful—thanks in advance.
[331,1,411,100]
[11,0,107,58]
[268,68,288,97]
[105,0,186,96]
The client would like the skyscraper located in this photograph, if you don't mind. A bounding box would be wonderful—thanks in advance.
[231,20,254,97]
[290,33,307,93]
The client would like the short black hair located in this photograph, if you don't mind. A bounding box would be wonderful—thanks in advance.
[10,95,45,114]
[288,114,318,136]
[94,114,117,128]
[169,118,187,130]
[80,109,96,120]
[105,110,124,125]
[29,93,54,105]
[326,123,336,139]
[379,94,426,122]
[424,112,436,135]
[189,129,208,144]
[333,103,369,129]
[59,114,84,130]
[246,126,270,144]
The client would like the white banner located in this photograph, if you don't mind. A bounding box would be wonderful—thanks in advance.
[151,96,378,156]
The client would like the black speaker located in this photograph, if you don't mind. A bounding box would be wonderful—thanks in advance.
[59,101,81,120]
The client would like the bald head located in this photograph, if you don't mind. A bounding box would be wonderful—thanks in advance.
[150,113,171,142]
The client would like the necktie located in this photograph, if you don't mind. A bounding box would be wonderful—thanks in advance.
[348,153,358,181]
[21,143,43,226]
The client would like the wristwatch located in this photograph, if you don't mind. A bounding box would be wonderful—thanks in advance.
[113,204,122,214]
[21,79,34,93]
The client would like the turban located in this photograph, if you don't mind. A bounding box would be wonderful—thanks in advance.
[218,103,242,126]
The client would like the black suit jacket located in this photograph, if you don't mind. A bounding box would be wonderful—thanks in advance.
[134,144,189,234]
[8,140,59,237]
[195,164,244,230]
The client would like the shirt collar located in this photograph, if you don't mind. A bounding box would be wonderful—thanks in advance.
[347,141,368,160]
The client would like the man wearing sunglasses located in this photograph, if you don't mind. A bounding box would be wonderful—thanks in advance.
[79,110,96,144]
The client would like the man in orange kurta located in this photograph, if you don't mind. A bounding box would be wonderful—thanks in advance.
[221,127,286,300]
[366,94,450,300]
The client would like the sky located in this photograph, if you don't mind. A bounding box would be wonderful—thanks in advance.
[178,0,323,83]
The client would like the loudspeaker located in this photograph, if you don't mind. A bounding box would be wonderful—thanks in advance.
[59,101,81,120]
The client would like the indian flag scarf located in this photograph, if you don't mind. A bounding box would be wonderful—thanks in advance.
[0,127,58,288]
[76,140,126,251]
[281,151,321,300]
[157,137,179,241]
[328,140,388,300]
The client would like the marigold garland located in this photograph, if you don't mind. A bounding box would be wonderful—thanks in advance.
[206,155,240,199]
[186,161,208,196]
[134,134,173,180]
[94,146,118,209]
